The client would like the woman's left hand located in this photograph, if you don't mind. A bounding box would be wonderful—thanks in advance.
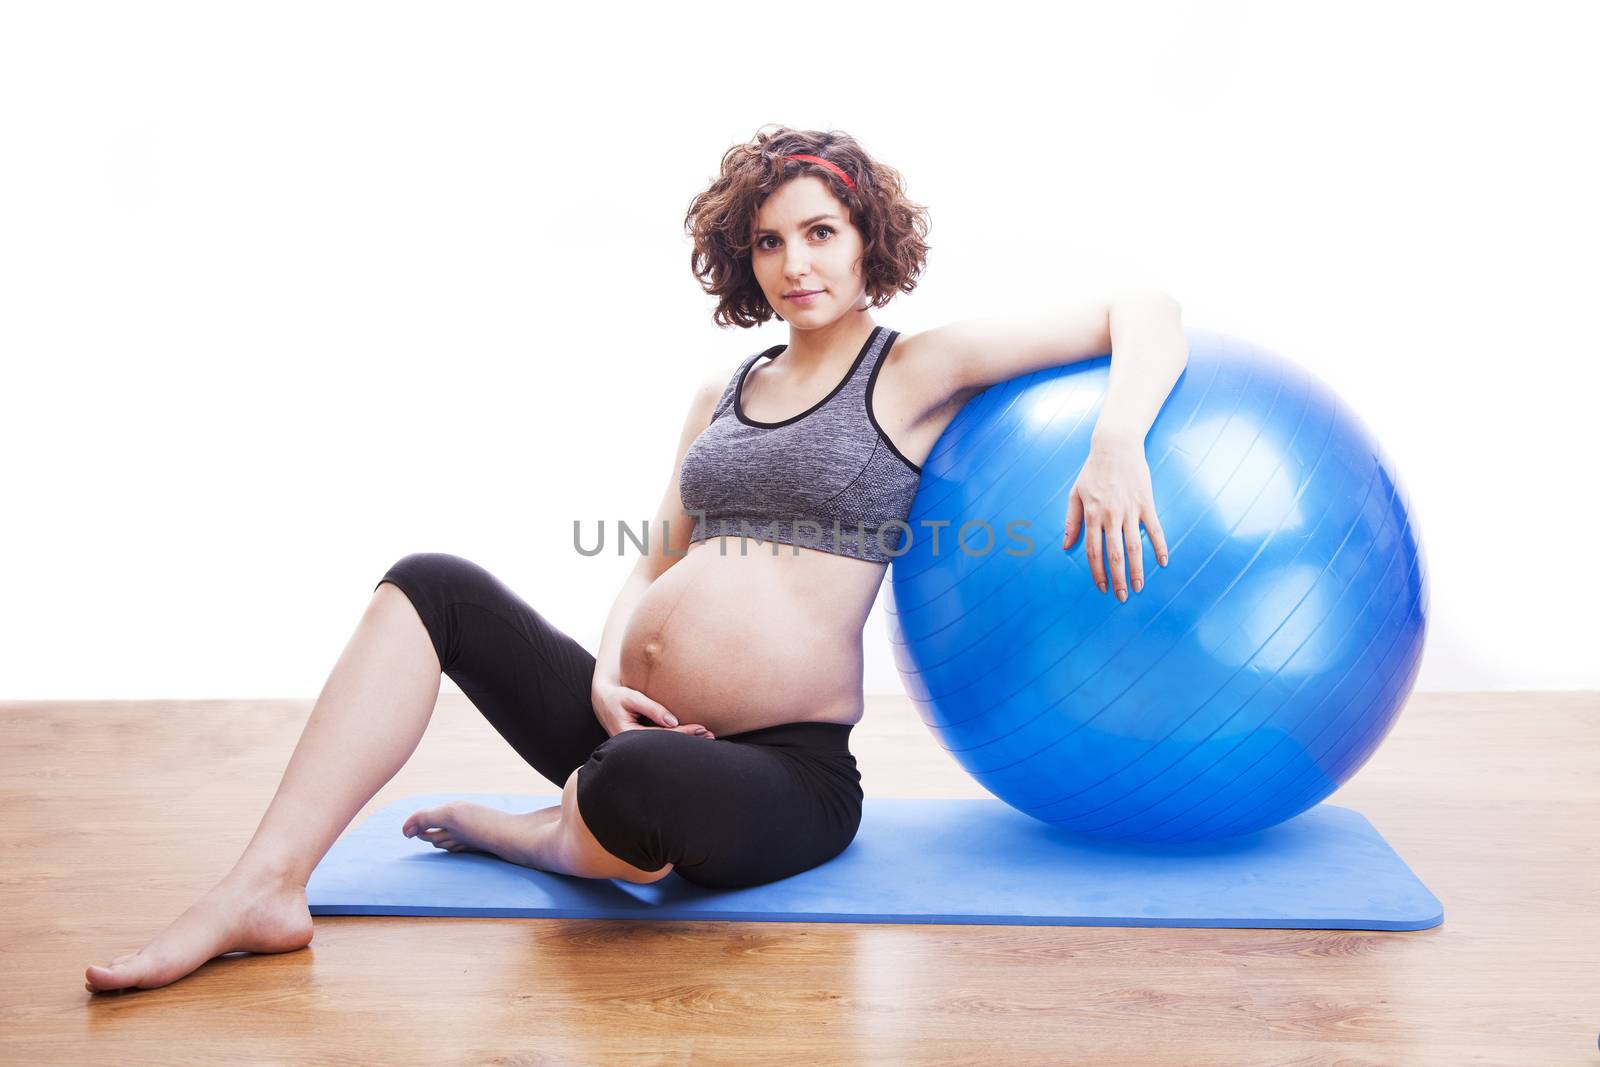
[1061,437,1170,602]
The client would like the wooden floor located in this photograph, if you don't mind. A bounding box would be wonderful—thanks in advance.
[2,691,1596,1065]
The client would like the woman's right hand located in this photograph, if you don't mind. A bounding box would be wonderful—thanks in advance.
[591,680,715,740]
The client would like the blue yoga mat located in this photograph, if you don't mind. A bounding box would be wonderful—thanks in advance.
[307,793,1442,931]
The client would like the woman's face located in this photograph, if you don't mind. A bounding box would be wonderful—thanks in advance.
[750,175,867,324]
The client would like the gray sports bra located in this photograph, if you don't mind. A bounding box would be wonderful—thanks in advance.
[678,325,923,564]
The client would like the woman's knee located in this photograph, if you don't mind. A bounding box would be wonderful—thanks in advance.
[562,766,674,884]
[579,729,689,794]
[379,552,480,594]
[373,553,483,669]
[573,731,698,875]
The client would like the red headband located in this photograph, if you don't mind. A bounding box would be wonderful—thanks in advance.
[784,153,856,191]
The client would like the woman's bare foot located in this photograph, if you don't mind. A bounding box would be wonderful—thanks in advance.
[84,871,313,994]
[403,800,557,865]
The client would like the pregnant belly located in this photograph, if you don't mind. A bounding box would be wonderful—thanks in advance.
[617,541,875,735]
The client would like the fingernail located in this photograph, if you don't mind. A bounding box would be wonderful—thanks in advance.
[1134,579,1142,593]
[1098,581,1107,593]
[1117,589,1126,602]
[666,715,678,726]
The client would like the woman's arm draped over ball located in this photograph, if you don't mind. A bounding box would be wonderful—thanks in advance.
[1090,291,1190,448]
[1063,291,1189,599]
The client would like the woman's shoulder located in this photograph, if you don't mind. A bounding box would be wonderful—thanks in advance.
[704,356,747,398]
[679,358,747,425]
[873,326,973,427]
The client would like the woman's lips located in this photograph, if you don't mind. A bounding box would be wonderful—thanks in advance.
[786,291,822,304]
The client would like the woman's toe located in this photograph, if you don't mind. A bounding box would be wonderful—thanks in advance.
[403,807,448,837]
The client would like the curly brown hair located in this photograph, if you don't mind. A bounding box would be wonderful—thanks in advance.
[684,125,931,329]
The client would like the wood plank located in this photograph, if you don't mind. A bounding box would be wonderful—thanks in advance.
[2,692,1596,1064]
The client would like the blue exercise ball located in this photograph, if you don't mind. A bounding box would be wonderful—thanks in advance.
[886,330,1429,843]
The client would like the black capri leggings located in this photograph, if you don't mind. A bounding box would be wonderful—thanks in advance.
[373,552,864,889]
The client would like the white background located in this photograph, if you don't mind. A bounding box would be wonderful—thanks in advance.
[2,1,1594,700]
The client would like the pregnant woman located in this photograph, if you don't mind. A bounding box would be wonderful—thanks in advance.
[86,125,1187,992]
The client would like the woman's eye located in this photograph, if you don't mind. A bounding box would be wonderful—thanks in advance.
[756,226,834,251]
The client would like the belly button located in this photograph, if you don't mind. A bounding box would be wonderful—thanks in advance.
[641,637,665,662]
